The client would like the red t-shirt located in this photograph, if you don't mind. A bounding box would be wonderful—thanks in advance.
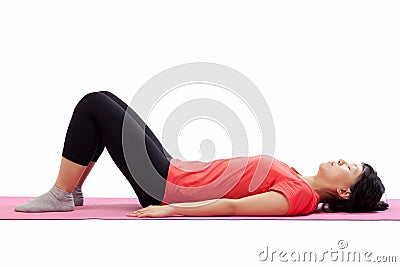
[161,155,320,215]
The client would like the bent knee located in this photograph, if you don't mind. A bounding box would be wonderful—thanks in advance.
[74,91,107,112]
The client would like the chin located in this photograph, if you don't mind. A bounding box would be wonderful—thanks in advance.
[319,162,328,168]
[318,162,330,173]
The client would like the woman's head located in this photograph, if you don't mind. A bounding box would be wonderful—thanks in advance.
[316,159,388,212]
[316,159,364,199]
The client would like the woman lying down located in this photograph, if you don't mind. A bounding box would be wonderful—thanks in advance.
[15,91,388,217]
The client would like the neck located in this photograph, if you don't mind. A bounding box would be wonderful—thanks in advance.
[301,175,333,202]
[301,175,322,191]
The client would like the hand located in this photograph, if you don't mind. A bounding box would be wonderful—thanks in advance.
[126,205,175,218]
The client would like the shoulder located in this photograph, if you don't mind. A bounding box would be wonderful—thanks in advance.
[270,176,319,215]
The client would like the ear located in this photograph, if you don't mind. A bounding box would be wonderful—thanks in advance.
[336,188,351,199]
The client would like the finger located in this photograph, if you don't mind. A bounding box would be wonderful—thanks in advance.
[134,209,144,213]
[127,210,141,217]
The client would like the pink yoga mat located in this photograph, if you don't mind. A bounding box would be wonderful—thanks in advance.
[1,196,398,220]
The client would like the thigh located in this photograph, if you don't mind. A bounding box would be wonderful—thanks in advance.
[81,92,171,206]
[98,91,173,161]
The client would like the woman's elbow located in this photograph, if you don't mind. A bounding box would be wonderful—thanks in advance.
[230,198,254,216]
[224,199,237,216]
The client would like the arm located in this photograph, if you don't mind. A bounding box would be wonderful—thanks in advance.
[171,198,236,217]
[172,191,289,216]
[127,191,289,217]
[126,198,235,218]
[231,190,289,216]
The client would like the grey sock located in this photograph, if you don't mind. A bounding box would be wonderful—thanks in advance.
[15,185,74,212]
[72,186,84,206]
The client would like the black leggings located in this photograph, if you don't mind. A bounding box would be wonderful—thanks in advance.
[62,91,172,207]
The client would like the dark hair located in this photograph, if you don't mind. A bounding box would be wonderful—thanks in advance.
[321,162,389,213]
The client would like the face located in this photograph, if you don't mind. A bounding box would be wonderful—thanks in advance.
[317,159,364,199]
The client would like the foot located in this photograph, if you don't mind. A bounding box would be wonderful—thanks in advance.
[72,186,84,206]
[15,185,74,213]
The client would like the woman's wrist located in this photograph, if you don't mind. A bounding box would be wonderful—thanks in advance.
[167,204,178,215]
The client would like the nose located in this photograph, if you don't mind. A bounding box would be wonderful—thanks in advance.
[338,159,347,166]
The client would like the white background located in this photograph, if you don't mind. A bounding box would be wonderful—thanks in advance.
[0,1,399,266]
